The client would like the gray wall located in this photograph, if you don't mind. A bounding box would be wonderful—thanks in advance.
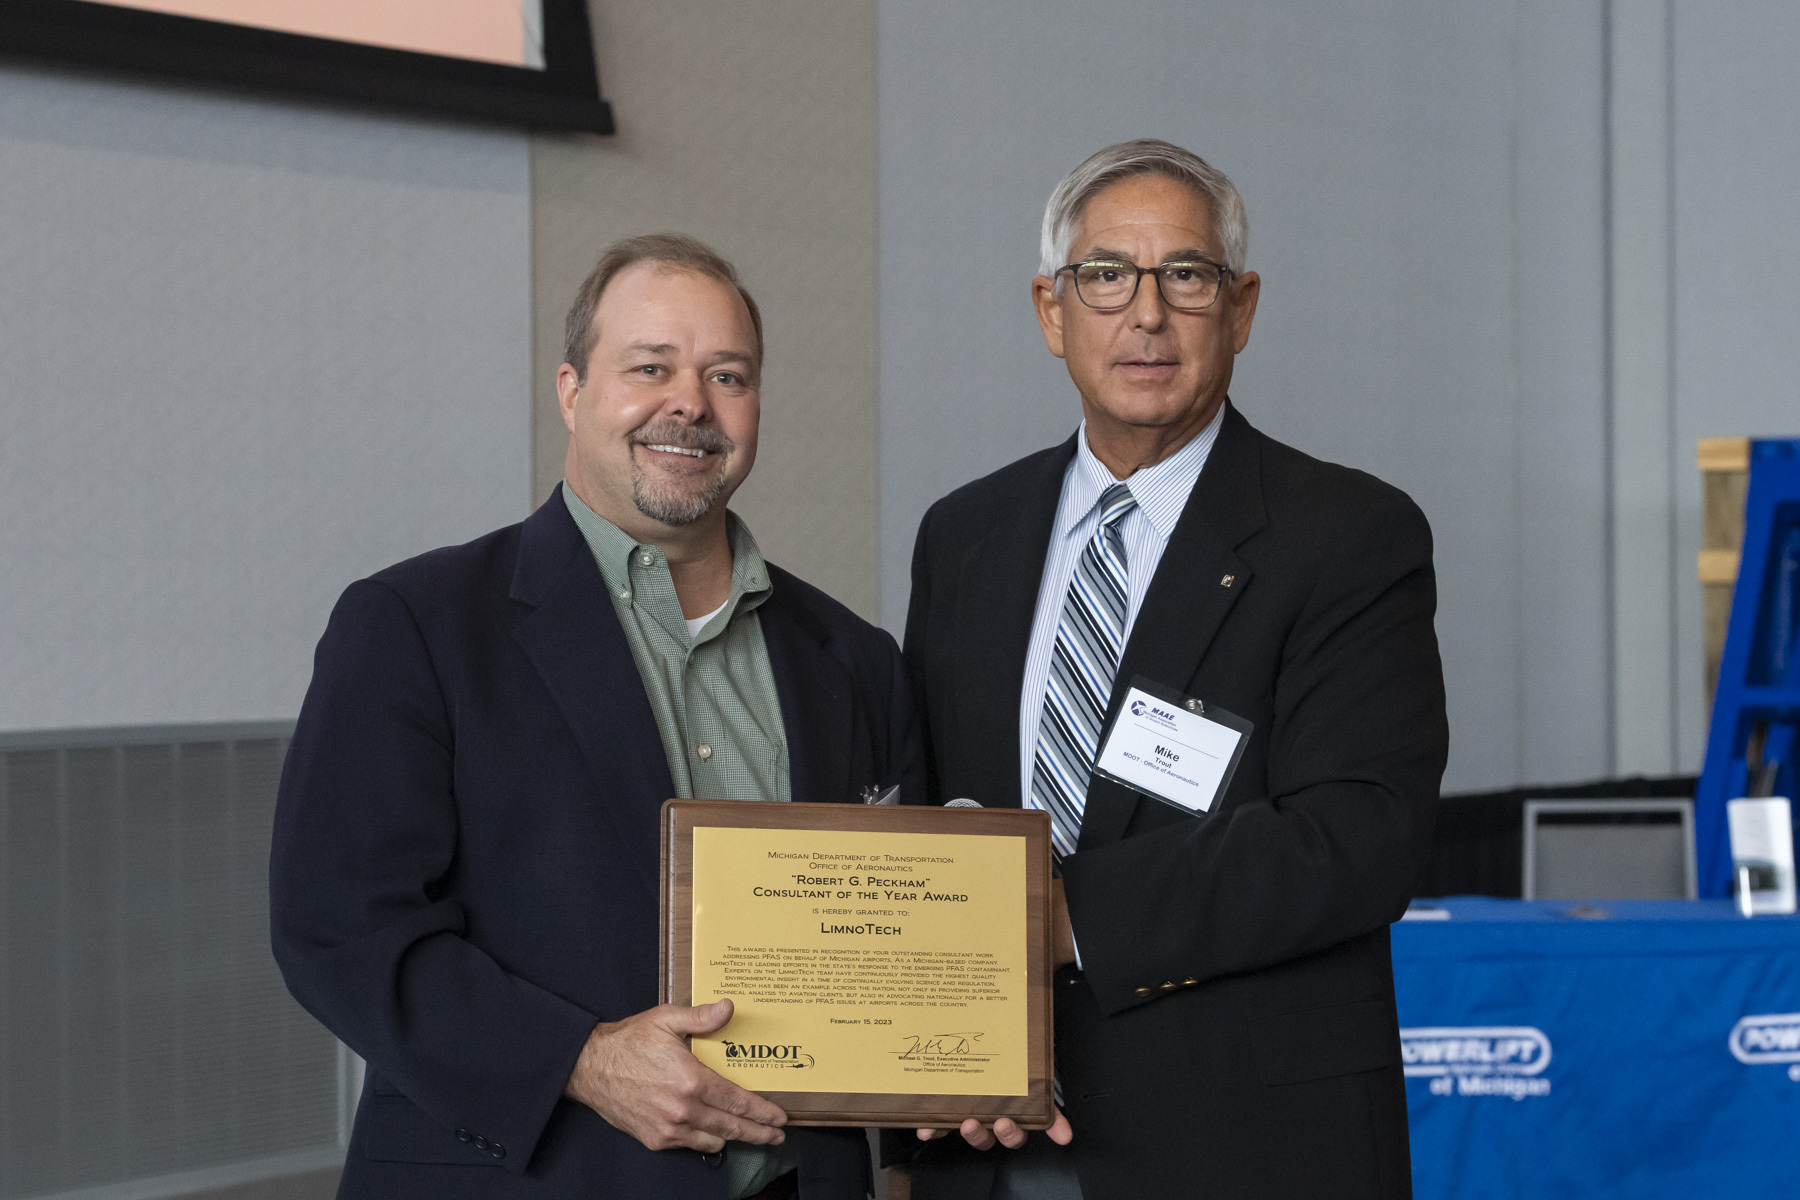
[3,1,1795,780]
[0,64,532,733]
[878,0,1612,793]
[531,0,879,619]
[1669,2,1800,766]
[1607,0,1800,778]
[878,0,1800,794]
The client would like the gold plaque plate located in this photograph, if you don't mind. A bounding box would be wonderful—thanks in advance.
[661,800,1054,1128]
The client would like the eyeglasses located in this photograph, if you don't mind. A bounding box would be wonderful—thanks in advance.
[1055,258,1234,311]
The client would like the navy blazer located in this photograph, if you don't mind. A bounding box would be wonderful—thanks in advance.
[271,487,917,1200]
[901,404,1447,1199]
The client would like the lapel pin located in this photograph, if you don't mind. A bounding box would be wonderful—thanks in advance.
[1185,698,1204,713]
[1220,574,1235,587]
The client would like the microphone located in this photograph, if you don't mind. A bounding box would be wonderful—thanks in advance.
[945,798,982,808]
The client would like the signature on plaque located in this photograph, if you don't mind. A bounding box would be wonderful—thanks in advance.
[896,1032,988,1059]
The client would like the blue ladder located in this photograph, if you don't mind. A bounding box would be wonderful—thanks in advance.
[1696,439,1800,897]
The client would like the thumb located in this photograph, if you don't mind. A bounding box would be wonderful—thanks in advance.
[662,997,735,1035]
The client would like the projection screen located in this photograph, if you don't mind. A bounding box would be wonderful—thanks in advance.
[0,0,612,132]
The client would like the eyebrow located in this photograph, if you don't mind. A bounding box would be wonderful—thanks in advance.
[1080,246,1216,264]
[701,349,758,369]
[621,342,755,363]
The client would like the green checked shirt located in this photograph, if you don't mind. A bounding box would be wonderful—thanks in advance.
[562,484,798,1198]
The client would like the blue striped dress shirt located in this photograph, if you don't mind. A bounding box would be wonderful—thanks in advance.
[1018,406,1223,817]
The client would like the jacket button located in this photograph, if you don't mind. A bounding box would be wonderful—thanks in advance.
[1159,981,1175,990]
[702,1150,724,1168]
[1134,986,1151,996]
[455,1128,471,1142]
[1182,978,1198,986]
[490,1143,506,1159]
[473,1136,489,1151]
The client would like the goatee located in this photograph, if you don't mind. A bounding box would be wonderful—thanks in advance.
[629,419,734,526]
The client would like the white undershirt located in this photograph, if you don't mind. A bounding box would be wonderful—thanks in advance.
[685,598,730,641]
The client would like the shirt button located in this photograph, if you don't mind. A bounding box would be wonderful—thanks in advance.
[618,589,631,601]
[697,744,713,760]
[639,552,654,566]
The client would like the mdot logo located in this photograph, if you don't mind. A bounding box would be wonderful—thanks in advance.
[720,1040,815,1069]
[1729,1012,1800,1080]
[1400,1026,1553,1100]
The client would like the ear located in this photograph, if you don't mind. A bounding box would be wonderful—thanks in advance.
[555,362,582,433]
[1032,275,1068,360]
[1228,271,1260,354]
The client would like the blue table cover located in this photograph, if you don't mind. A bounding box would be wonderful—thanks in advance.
[1393,898,1800,1198]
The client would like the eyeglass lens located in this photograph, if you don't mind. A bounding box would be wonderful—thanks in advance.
[1073,261,1223,310]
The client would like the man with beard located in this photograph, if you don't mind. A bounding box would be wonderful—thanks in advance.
[271,234,915,1200]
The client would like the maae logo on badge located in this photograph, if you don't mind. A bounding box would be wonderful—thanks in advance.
[1728,1012,1800,1080]
[1399,1026,1553,1099]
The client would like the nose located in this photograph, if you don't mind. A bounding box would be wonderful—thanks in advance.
[665,368,715,423]
[1127,269,1169,332]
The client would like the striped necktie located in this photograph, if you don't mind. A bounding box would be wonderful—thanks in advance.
[1030,482,1137,858]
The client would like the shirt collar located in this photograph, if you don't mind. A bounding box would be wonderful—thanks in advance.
[1059,403,1225,540]
[561,483,773,620]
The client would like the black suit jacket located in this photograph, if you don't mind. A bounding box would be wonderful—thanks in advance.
[270,487,916,1200]
[901,404,1447,1200]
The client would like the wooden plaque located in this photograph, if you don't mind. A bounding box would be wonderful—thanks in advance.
[661,800,1054,1128]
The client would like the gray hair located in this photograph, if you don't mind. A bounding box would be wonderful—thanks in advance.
[1038,138,1248,277]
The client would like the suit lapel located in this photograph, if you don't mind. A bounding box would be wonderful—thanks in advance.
[760,576,855,806]
[953,437,1077,809]
[1077,404,1269,851]
[512,490,673,898]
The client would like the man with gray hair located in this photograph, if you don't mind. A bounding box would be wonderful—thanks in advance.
[273,233,915,1200]
[895,140,1447,1198]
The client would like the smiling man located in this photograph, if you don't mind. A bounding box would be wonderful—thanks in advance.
[895,142,1449,1198]
[272,234,915,1200]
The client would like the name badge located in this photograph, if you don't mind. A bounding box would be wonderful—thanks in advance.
[1091,676,1252,816]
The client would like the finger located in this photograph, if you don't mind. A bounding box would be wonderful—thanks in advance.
[661,998,735,1036]
[992,1118,1026,1150]
[673,1127,729,1154]
[697,1071,787,1128]
[689,1104,787,1146]
[916,1127,949,1140]
[958,1118,996,1151]
[1045,1108,1073,1146]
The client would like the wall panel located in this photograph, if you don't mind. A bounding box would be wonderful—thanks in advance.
[0,64,531,733]
[877,0,1611,792]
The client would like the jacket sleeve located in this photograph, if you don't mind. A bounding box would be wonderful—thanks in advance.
[901,501,945,806]
[269,578,599,1172]
[883,627,929,815]
[1062,491,1447,1016]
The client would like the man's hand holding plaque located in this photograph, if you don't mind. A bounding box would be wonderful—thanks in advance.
[915,877,1075,1150]
[564,998,789,1153]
